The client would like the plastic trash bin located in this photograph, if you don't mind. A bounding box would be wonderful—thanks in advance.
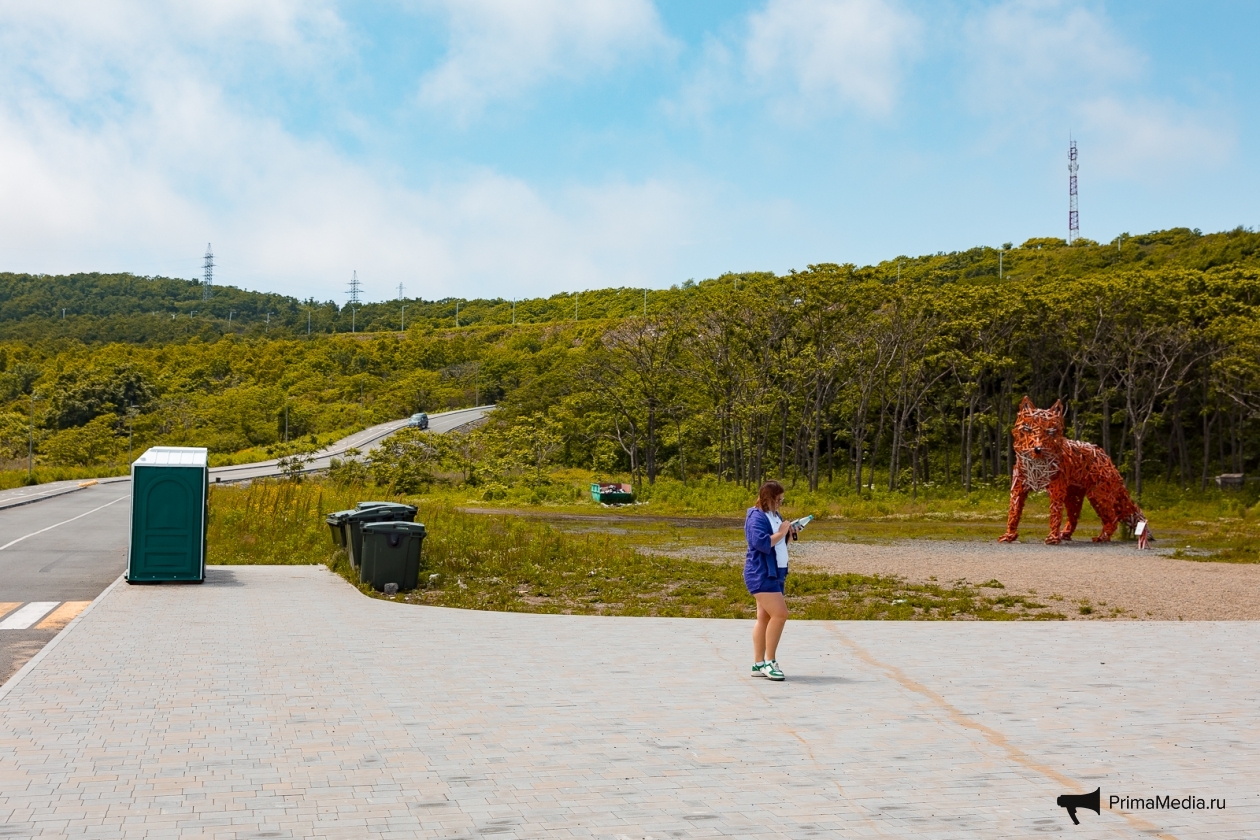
[344,504,418,568]
[127,446,208,583]
[360,521,426,592]
[355,501,417,521]
[326,510,355,548]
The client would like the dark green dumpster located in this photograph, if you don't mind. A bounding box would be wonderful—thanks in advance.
[326,510,355,548]
[344,504,418,568]
[360,521,426,592]
[127,446,208,583]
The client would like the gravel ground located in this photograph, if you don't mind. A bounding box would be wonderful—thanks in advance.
[788,539,1260,620]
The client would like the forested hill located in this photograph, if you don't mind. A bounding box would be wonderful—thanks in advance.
[2,226,1257,345]
[2,225,1259,490]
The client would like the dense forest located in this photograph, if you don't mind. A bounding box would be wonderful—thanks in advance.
[2,226,1258,496]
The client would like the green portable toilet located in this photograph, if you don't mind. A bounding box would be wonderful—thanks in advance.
[127,446,208,583]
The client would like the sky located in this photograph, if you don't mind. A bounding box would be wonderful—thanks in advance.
[1,0,1256,304]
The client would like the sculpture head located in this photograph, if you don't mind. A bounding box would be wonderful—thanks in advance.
[1013,396,1066,461]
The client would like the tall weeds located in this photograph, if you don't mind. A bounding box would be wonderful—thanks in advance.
[208,478,1067,619]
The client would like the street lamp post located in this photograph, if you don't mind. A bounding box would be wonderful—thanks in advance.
[128,403,137,464]
[27,392,41,480]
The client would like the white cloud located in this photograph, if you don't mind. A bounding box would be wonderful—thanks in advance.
[744,0,922,117]
[0,1,713,301]
[965,0,1142,107]
[0,1,345,103]
[667,0,922,123]
[963,0,1234,180]
[416,0,670,120]
[1078,97,1234,177]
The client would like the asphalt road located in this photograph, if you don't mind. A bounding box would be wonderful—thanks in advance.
[0,406,490,683]
[205,404,490,484]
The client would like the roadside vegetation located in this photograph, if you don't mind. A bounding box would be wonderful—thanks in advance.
[6,226,1260,566]
[208,479,1068,619]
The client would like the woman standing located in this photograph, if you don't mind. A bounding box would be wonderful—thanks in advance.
[744,480,796,681]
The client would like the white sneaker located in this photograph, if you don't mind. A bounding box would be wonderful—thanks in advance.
[764,660,785,681]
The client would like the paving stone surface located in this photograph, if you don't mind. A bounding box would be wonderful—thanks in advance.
[1,565,1256,838]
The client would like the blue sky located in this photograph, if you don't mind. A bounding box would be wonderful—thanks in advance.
[1,1,1256,303]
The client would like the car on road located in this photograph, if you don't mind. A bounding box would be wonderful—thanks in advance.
[407,412,429,430]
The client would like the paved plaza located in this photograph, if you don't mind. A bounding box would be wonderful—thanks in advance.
[0,565,1256,838]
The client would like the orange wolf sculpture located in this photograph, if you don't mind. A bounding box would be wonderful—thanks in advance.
[999,397,1151,548]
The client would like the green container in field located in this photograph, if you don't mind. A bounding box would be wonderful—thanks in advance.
[127,446,208,583]
[355,502,417,518]
[360,521,426,592]
[591,482,634,505]
[344,504,417,569]
[326,510,354,547]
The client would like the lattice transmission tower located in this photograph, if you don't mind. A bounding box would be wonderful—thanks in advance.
[347,270,362,305]
[1068,140,1079,244]
[202,244,214,300]
[347,270,362,333]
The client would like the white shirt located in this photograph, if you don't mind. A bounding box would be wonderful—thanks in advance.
[765,511,789,569]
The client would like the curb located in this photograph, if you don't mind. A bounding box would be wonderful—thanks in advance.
[0,476,129,513]
[0,573,126,704]
[0,485,87,512]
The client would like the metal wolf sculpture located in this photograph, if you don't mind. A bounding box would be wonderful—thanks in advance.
[999,397,1151,548]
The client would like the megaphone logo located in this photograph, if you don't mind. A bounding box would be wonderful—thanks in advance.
[1057,787,1101,825]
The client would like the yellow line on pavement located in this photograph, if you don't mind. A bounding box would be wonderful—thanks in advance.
[0,602,20,620]
[34,601,91,630]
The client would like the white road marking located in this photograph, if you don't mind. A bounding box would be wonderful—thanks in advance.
[0,495,128,553]
[0,602,59,630]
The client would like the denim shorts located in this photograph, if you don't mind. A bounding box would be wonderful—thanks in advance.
[744,560,786,595]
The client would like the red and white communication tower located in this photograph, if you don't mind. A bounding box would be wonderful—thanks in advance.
[1068,139,1079,244]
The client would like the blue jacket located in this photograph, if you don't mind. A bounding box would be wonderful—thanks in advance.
[745,508,782,580]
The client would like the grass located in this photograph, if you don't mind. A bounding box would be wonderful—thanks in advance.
[207,478,1066,620]
[418,467,1260,561]
[0,425,364,488]
[0,463,129,489]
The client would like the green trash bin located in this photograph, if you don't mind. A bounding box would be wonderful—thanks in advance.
[355,501,417,521]
[360,521,426,592]
[326,510,355,548]
[344,504,417,568]
[128,446,208,583]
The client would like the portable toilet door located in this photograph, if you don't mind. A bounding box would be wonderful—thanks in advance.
[128,446,209,583]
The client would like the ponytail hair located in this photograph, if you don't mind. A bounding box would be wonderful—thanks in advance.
[755,480,785,512]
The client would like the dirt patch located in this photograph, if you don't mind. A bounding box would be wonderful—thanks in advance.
[786,539,1260,620]
[0,632,55,686]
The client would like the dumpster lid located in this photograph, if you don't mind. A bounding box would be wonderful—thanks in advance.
[325,509,356,522]
[134,446,208,467]
[355,501,416,511]
[346,506,407,521]
[360,521,428,536]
